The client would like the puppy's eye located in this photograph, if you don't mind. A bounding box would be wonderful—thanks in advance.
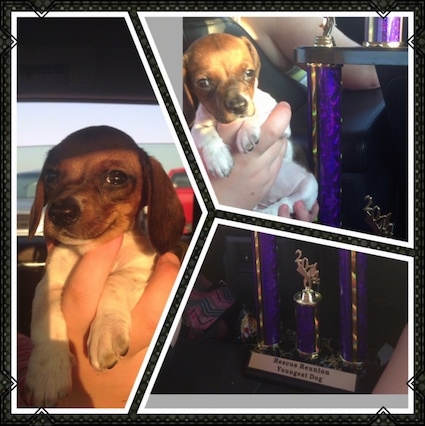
[43,169,58,185]
[106,170,128,185]
[196,78,211,89]
[244,69,255,80]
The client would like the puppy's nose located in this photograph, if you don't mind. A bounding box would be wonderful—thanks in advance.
[48,198,80,227]
[225,96,248,114]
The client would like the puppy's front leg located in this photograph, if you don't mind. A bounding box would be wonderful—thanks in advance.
[235,88,283,154]
[235,117,261,154]
[192,105,234,177]
[87,262,153,371]
[25,247,77,407]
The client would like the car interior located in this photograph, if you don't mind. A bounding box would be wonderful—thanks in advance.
[14,14,409,404]
[181,16,408,241]
[153,16,409,397]
[152,224,408,395]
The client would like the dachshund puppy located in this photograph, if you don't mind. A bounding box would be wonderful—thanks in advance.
[25,125,185,407]
[183,33,318,216]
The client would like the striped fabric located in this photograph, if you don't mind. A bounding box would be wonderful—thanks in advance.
[184,285,237,331]
[183,276,237,339]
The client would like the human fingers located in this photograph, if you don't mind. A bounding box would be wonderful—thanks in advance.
[372,324,408,394]
[128,251,181,355]
[256,101,292,154]
[258,133,287,176]
[278,200,320,222]
[292,200,319,222]
[308,201,320,222]
[295,202,313,222]
[278,203,291,218]
[210,130,288,210]
[61,234,124,333]
[240,102,292,187]
[218,101,291,155]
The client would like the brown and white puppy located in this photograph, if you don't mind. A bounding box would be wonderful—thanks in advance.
[25,125,185,407]
[183,33,318,216]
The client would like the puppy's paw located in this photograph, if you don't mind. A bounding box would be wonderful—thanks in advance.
[88,312,131,371]
[236,122,260,154]
[25,342,74,407]
[203,143,234,178]
[254,202,285,216]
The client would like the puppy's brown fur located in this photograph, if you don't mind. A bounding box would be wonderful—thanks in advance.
[25,125,185,407]
[29,125,184,253]
[183,33,318,215]
[183,33,260,127]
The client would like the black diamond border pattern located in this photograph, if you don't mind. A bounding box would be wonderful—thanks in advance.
[1,0,423,424]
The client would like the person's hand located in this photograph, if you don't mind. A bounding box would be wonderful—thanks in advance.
[211,101,291,210]
[278,200,320,222]
[57,235,180,408]
[60,235,124,333]
[239,17,380,91]
[372,324,408,394]
[210,101,319,222]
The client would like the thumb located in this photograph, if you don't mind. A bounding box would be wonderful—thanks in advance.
[61,234,123,332]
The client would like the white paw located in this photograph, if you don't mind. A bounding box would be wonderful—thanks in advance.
[25,342,74,407]
[87,312,131,371]
[203,143,234,178]
[236,123,260,153]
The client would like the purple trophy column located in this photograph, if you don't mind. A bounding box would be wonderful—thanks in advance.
[308,64,342,227]
[339,249,368,366]
[252,231,281,347]
[294,290,321,358]
[364,16,403,46]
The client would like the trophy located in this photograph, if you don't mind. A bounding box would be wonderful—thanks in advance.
[363,16,404,47]
[245,234,358,393]
[363,195,394,237]
[308,17,342,227]
[293,249,321,359]
[252,231,281,352]
[339,249,368,367]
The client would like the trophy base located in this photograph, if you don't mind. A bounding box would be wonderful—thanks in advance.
[340,355,365,369]
[297,349,319,360]
[246,350,357,393]
[244,330,381,393]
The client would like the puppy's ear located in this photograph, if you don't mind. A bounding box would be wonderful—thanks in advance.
[28,176,45,240]
[140,153,185,254]
[242,36,261,78]
[183,54,198,127]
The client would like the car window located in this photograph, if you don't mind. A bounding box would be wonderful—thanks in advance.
[171,171,191,188]
[14,16,193,238]
[16,171,39,199]
[16,101,185,235]
[16,101,182,172]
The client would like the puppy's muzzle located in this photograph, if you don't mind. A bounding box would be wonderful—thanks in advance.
[226,95,249,115]
[48,197,81,227]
